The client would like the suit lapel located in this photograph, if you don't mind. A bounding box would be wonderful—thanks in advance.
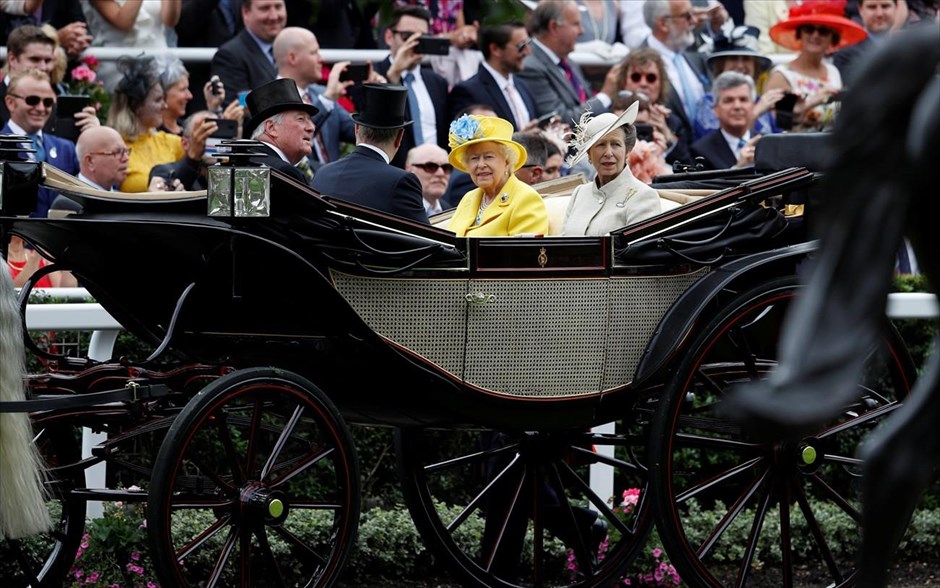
[479,67,515,125]
[532,45,578,104]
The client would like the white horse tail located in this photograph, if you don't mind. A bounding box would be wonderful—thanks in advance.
[0,255,51,539]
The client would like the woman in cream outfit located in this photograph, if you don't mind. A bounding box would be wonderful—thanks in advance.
[447,115,548,237]
[561,101,661,237]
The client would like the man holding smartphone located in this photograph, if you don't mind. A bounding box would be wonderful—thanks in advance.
[373,6,450,169]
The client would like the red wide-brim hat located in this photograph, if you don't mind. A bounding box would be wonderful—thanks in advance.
[769,2,868,52]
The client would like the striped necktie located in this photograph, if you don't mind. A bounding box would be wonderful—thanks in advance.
[30,134,46,162]
[559,59,587,103]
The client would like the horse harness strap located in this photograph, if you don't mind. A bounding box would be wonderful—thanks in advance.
[0,382,169,412]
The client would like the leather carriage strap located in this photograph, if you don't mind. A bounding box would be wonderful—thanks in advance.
[0,383,169,413]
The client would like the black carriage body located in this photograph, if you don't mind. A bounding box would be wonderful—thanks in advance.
[2,165,815,432]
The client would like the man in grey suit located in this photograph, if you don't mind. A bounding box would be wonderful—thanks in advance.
[641,0,712,145]
[273,26,361,166]
[516,0,622,127]
[211,0,286,103]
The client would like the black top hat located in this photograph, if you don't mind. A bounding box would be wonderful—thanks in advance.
[352,83,414,129]
[243,78,320,137]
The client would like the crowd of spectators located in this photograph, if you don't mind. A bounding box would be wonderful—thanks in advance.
[2,0,936,284]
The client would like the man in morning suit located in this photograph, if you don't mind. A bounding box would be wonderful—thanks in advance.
[210,0,286,104]
[690,72,761,170]
[372,6,450,169]
[311,84,429,224]
[448,21,538,131]
[516,1,621,127]
[2,70,99,216]
[641,0,712,147]
[273,26,359,167]
[244,78,319,185]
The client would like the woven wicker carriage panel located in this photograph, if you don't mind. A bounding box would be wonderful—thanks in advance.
[464,279,609,397]
[604,268,708,389]
[330,271,467,377]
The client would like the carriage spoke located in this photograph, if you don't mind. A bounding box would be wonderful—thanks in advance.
[482,464,526,572]
[446,453,522,533]
[817,401,900,439]
[808,474,862,522]
[674,430,759,452]
[255,528,288,587]
[176,515,232,562]
[780,482,794,588]
[186,454,237,493]
[734,481,774,588]
[795,483,845,583]
[424,441,520,475]
[549,462,596,577]
[239,527,253,588]
[268,446,334,488]
[169,496,232,510]
[531,466,545,588]
[271,524,328,567]
[560,460,635,538]
[696,467,768,560]
[260,404,305,481]
[216,415,247,485]
[566,443,641,470]
[245,398,264,477]
[676,455,764,504]
[11,540,43,587]
[206,526,239,588]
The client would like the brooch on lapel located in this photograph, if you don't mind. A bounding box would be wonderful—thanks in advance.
[49,146,57,160]
[616,187,638,208]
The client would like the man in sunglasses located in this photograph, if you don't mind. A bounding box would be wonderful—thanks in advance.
[405,144,452,216]
[1,24,56,123]
[373,5,450,169]
[2,70,97,217]
[448,22,538,132]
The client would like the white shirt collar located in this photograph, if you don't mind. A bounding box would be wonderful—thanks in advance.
[7,119,40,139]
[532,38,562,65]
[481,61,512,88]
[647,35,677,60]
[359,143,391,164]
[78,172,111,191]
[720,128,750,153]
[424,198,443,216]
[260,140,293,164]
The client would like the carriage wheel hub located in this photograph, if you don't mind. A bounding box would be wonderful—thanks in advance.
[800,445,817,465]
[239,483,289,526]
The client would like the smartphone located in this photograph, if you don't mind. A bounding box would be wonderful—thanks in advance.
[536,111,559,129]
[339,63,370,83]
[775,92,799,131]
[206,118,239,154]
[414,36,451,55]
[237,90,250,108]
[634,123,654,142]
[47,95,91,142]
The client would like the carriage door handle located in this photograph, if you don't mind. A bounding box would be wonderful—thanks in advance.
[465,292,496,305]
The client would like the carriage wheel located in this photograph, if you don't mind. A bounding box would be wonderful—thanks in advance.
[397,415,653,588]
[649,278,914,587]
[147,368,359,588]
[2,423,86,588]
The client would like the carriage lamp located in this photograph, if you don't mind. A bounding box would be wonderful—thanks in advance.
[0,135,42,216]
[207,139,271,218]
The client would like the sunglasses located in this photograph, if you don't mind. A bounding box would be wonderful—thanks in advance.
[412,162,453,173]
[91,148,132,158]
[8,93,55,108]
[515,37,533,52]
[798,25,835,36]
[629,72,658,84]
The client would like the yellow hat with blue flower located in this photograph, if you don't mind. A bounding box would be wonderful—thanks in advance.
[447,115,528,173]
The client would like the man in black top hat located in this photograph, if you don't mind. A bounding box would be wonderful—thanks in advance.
[244,77,319,185]
[310,84,428,224]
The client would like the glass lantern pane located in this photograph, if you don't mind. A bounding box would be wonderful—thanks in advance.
[207,166,232,217]
[233,167,271,217]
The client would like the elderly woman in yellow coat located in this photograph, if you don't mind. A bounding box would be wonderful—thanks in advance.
[447,115,548,237]
[561,101,661,236]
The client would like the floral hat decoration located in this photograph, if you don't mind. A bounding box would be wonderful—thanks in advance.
[769,0,868,52]
[447,115,528,173]
[565,100,640,167]
[707,26,773,75]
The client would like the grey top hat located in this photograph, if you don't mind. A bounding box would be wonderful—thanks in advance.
[352,83,414,129]
[707,26,773,74]
[243,78,320,137]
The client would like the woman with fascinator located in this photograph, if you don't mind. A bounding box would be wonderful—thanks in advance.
[561,102,661,237]
[107,56,184,192]
[447,115,548,237]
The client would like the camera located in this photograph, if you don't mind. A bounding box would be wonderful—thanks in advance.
[210,77,223,97]
[635,123,654,142]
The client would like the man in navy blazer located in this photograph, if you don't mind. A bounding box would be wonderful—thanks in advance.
[372,6,450,169]
[449,22,538,130]
[691,72,761,170]
[311,84,428,224]
[516,1,621,127]
[243,78,320,186]
[272,26,358,166]
[2,70,94,217]
[210,0,286,103]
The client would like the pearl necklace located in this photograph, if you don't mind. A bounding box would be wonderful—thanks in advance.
[474,194,495,226]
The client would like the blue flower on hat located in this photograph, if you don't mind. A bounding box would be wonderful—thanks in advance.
[449,115,483,148]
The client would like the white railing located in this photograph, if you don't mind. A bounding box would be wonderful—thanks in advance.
[21,289,938,517]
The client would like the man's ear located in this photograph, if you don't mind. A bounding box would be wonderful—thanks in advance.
[532,166,543,183]
[393,128,405,150]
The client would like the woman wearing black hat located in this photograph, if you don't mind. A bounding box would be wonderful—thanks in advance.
[243,78,320,185]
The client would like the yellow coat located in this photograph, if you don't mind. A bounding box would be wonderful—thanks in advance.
[120,130,184,193]
[449,174,549,237]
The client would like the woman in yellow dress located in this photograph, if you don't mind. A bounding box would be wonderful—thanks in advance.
[447,115,548,237]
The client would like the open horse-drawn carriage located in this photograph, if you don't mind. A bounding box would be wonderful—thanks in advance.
[0,137,914,588]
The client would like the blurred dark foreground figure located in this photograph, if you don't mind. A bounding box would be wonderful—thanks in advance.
[723,25,939,588]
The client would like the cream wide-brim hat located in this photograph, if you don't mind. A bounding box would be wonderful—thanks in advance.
[566,101,639,167]
[447,115,528,173]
